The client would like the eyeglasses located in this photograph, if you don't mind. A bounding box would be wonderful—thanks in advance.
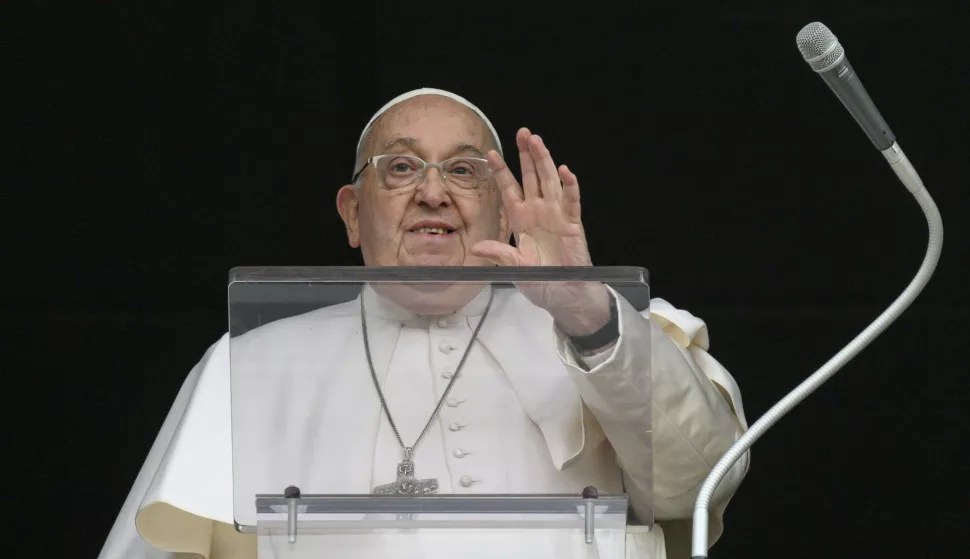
[352,154,492,191]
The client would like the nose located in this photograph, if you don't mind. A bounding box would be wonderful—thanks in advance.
[412,166,451,207]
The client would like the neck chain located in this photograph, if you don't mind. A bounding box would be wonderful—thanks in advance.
[361,288,494,495]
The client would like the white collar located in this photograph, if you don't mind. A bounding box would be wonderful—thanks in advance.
[359,283,494,323]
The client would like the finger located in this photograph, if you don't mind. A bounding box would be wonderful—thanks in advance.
[516,128,540,199]
[559,165,581,221]
[529,135,562,201]
[486,150,524,207]
[470,240,524,267]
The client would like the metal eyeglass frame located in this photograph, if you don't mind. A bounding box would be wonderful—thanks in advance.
[351,154,492,190]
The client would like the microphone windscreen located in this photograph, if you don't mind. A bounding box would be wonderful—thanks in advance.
[796,22,845,73]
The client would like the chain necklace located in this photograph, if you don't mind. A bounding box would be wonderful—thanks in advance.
[361,288,494,495]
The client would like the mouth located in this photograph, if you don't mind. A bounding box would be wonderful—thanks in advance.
[407,221,458,237]
[410,226,456,235]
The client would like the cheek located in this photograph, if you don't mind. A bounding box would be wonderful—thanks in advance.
[362,196,408,240]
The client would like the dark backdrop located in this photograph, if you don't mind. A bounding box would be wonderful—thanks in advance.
[8,1,969,557]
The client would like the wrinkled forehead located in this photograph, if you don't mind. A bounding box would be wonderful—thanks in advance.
[357,89,503,159]
[370,97,495,155]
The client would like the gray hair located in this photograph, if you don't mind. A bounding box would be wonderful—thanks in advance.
[352,125,374,187]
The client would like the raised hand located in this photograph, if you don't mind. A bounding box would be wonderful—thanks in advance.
[471,128,611,336]
[470,127,591,268]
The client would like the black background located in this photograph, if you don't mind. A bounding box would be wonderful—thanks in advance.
[8,1,969,557]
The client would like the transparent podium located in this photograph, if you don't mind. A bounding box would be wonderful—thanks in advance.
[228,267,653,558]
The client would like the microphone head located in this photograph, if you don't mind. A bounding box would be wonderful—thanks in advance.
[796,22,845,73]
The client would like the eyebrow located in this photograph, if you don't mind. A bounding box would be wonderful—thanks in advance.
[382,136,418,151]
[380,137,485,158]
[450,143,485,158]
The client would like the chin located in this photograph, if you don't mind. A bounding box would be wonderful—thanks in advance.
[376,281,487,315]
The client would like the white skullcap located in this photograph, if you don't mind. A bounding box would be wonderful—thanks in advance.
[356,87,503,160]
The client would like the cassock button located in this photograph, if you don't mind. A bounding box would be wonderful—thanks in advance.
[459,475,474,487]
[453,449,466,458]
[442,371,454,379]
[437,317,456,328]
[448,422,462,431]
[438,341,454,353]
[446,398,461,407]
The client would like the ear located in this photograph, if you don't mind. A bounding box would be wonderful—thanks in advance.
[336,184,361,248]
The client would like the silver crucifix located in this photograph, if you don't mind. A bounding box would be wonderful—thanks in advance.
[373,447,439,496]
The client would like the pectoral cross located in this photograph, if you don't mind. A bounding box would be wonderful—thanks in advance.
[373,448,439,496]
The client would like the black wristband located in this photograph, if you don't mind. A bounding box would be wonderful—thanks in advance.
[568,293,619,352]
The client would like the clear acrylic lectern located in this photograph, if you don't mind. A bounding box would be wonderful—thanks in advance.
[228,267,653,558]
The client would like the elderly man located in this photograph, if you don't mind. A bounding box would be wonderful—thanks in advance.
[98,88,748,559]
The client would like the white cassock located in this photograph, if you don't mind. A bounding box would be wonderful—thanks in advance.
[98,285,749,559]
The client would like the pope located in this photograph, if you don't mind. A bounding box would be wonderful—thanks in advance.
[98,88,750,559]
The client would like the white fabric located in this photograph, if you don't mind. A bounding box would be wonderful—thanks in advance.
[98,287,748,559]
[356,87,504,157]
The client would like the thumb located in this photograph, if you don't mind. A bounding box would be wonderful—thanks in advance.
[470,240,523,266]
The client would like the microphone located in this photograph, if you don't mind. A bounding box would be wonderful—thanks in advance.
[689,22,944,558]
[795,22,895,150]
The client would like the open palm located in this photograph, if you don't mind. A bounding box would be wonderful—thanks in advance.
[471,128,595,310]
